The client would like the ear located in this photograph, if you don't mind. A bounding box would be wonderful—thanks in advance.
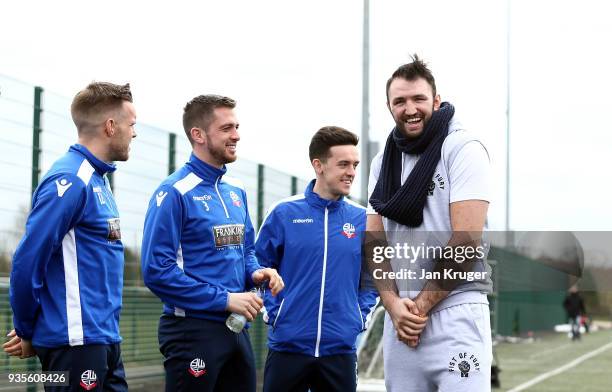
[104,118,115,137]
[190,127,205,144]
[311,159,324,175]
[433,94,442,110]
[386,100,393,115]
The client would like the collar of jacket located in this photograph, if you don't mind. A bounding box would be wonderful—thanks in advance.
[70,144,117,176]
[305,179,344,211]
[186,153,227,183]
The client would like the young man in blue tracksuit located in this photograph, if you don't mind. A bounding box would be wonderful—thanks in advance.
[4,82,137,391]
[256,126,379,392]
[141,95,283,392]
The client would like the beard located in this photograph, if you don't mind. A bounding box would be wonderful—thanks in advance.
[393,102,436,139]
[206,135,237,165]
[108,140,130,162]
[210,147,236,165]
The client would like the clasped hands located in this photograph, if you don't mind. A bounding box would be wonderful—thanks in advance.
[387,296,429,348]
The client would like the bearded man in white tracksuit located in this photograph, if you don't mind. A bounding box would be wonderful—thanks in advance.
[366,55,493,392]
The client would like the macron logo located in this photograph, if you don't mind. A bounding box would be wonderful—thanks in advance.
[292,218,314,224]
[55,179,73,197]
[156,191,168,207]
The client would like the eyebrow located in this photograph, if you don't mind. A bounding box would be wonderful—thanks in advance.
[393,93,429,102]
[220,122,239,128]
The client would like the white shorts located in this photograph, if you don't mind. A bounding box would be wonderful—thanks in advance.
[383,302,492,392]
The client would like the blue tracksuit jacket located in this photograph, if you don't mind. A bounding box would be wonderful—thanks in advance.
[141,153,261,323]
[10,144,124,347]
[256,180,378,357]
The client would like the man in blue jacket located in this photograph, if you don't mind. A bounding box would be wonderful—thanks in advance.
[256,126,379,392]
[4,82,137,391]
[141,94,283,392]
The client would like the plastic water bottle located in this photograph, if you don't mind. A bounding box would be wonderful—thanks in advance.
[226,286,262,333]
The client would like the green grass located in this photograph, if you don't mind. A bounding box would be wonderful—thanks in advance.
[496,328,612,391]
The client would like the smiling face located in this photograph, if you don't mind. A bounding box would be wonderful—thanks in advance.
[192,106,240,167]
[312,144,359,200]
[387,77,441,139]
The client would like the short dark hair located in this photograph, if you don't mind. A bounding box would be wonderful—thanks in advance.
[385,54,436,101]
[183,95,236,144]
[71,82,132,130]
[309,126,359,162]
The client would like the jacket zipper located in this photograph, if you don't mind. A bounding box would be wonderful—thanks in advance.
[214,177,229,218]
[273,298,285,329]
[356,301,364,331]
[314,208,329,357]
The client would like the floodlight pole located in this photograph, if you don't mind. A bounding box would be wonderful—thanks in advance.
[505,0,511,233]
[360,0,371,203]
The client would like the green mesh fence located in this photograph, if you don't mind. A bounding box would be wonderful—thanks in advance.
[0,74,311,387]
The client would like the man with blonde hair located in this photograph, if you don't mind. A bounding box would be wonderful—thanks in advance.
[4,82,136,392]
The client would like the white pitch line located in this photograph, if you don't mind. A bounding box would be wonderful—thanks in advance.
[528,343,572,359]
[507,341,612,392]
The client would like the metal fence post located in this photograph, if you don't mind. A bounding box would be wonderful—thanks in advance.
[131,291,137,359]
[107,172,114,191]
[257,164,264,228]
[255,164,265,368]
[28,86,44,390]
[168,133,176,175]
[291,176,297,196]
[31,86,43,197]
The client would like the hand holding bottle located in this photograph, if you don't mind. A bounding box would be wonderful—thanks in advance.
[226,287,263,333]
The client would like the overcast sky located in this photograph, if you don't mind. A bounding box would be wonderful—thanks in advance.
[2,0,611,232]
